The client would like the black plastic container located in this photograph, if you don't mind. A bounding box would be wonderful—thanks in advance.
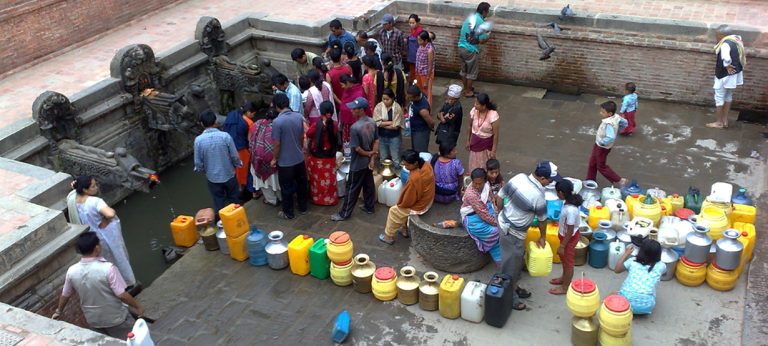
[485,273,513,328]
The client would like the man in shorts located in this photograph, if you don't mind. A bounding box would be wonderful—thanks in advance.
[457,2,492,98]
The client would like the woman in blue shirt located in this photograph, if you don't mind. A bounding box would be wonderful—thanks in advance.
[613,238,666,315]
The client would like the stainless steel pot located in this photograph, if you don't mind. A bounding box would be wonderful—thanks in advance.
[265,231,289,270]
[684,224,712,264]
[580,180,600,209]
[660,247,679,281]
[714,229,744,270]
[616,230,632,246]
[595,220,616,242]
[216,221,229,255]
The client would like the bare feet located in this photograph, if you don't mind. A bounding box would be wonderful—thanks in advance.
[618,178,628,187]
[706,122,724,129]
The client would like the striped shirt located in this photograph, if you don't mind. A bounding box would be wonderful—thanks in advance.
[497,173,548,239]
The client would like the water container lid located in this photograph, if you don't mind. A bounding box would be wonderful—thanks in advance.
[632,193,639,198]
[490,286,499,294]
[570,278,596,294]
[553,222,559,227]
[742,231,749,237]
[661,206,667,211]
[234,204,241,208]
[673,194,680,198]
[375,267,396,280]
[303,234,310,239]
[334,258,353,266]
[680,256,704,267]
[596,206,603,210]
[329,231,350,244]
[674,208,694,220]
[604,295,630,313]
[452,274,459,280]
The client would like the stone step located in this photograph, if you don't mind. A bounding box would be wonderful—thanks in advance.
[3,136,49,163]
[0,119,38,157]
[0,199,71,274]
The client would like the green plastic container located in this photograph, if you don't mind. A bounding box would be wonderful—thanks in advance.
[309,238,330,280]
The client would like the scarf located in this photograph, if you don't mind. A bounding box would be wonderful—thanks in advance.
[309,82,337,121]
[249,119,276,180]
[714,35,746,67]
[410,25,423,38]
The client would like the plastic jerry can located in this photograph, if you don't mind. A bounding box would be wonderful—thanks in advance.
[245,227,268,266]
[226,232,249,262]
[309,238,330,280]
[460,281,487,323]
[731,187,754,206]
[547,199,564,220]
[170,215,199,248]
[664,194,685,213]
[685,187,703,214]
[732,204,756,225]
[377,181,388,204]
[383,178,404,207]
[288,235,314,276]
[709,182,733,203]
[733,222,755,260]
[588,205,610,230]
[624,194,641,218]
[608,240,626,271]
[126,318,155,346]
[527,241,553,277]
[218,204,249,238]
[485,273,513,328]
[439,274,465,319]
[546,222,561,263]
[331,310,350,344]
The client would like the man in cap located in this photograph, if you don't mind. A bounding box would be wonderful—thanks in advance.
[497,160,561,311]
[377,14,406,70]
[331,97,379,221]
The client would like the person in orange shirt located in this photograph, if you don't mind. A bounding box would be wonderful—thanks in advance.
[224,102,257,200]
[379,150,435,245]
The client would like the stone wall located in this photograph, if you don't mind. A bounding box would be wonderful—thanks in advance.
[388,2,767,111]
[0,0,182,76]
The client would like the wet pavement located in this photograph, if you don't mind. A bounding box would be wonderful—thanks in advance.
[137,79,767,345]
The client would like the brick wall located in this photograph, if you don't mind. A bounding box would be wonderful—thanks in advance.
[397,19,768,111]
[0,0,181,76]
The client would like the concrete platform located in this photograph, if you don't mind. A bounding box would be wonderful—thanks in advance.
[138,79,767,345]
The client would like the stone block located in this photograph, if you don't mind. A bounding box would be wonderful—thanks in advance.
[408,215,490,273]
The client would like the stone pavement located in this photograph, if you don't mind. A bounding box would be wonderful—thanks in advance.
[137,80,767,345]
[0,0,766,130]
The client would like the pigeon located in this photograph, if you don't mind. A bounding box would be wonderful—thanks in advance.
[544,22,564,34]
[560,4,575,21]
[537,33,556,60]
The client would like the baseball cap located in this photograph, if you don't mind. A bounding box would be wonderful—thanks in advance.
[535,161,562,181]
[346,97,369,109]
[381,14,394,24]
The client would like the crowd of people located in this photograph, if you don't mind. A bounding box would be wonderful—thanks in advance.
[50,3,751,336]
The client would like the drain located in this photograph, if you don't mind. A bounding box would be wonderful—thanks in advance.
[542,90,581,102]
[0,330,23,346]
[737,110,768,125]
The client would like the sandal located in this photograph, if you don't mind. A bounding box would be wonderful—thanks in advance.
[548,288,567,295]
[512,302,527,311]
[549,278,563,285]
[378,233,395,245]
[516,287,532,299]
[706,122,724,128]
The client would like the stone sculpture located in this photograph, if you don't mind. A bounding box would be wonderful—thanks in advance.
[32,91,80,148]
[56,140,158,193]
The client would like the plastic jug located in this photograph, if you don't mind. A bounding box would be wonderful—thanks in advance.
[598,328,632,346]
[580,180,601,210]
[685,187,703,214]
[226,231,249,262]
[566,278,600,318]
[633,194,662,226]
[601,186,622,204]
[733,222,755,260]
[439,274,465,319]
[485,274,513,328]
[588,232,609,268]
[731,187,754,206]
[609,208,629,232]
[588,205,610,230]
[309,238,330,280]
[524,226,542,254]
[383,178,403,207]
[608,240,626,271]
[624,194,641,218]
[400,166,410,184]
[706,263,738,291]
[126,318,154,346]
[709,182,733,203]
[620,179,644,200]
[377,181,388,204]
[663,194,685,213]
[330,258,353,286]
[527,241,553,276]
[218,203,250,238]
[331,310,350,344]
[646,187,667,200]
[327,231,354,263]
[598,295,633,337]
[216,223,229,255]
[547,199,564,220]
[676,256,706,286]
[701,198,734,224]
[245,227,268,266]
[288,235,314,276]
[698,207,729,240]
[546,222,561,263]
[735,232,751,276]
[732,204,756,225]
[372,267,398,301]
[660,199,672,216]
[170,215,199,248]
[461,281,487,323]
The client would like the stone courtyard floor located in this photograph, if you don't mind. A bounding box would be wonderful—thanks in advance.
[137,79,767,345]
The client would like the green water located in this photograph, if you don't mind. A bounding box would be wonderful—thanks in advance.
[115,157,211,286]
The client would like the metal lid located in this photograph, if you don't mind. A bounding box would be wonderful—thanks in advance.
[570,278,596,294]
[603,295,630,313]
[329,231,350,244]
[375,267,396,281]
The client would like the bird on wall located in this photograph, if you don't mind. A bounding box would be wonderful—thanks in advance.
[560,4,575,21]
[540,22,566,34]
[537,33,556,60]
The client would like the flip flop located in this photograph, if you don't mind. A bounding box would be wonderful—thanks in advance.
[516,287,532,299]
[512,302,527,311]
[549,278,563,285]
[548,288,567,295]
[378,234,395,245]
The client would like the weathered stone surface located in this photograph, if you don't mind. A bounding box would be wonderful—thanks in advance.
[409,215,490,273]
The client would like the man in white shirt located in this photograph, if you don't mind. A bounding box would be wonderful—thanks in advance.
[707,25,746,129]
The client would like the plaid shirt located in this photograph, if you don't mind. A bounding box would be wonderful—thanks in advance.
[194,128,242,183]
[377,27,406,65]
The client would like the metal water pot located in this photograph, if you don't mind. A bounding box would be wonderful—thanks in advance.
[265,231,289,270]
[595,220,616,242]
[660,248,679,281]
[714,229,743,270]
[580,180,600,209]
[379,159,397,181]
[616,230,632,247]
[684,224,712,264]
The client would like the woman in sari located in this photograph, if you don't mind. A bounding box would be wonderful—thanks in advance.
[306,101,340,206]
[73,176,136,286]
[460,168,501,266]
[304,70,336,123]
[465,93,500,172]
[249,108,281,206]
